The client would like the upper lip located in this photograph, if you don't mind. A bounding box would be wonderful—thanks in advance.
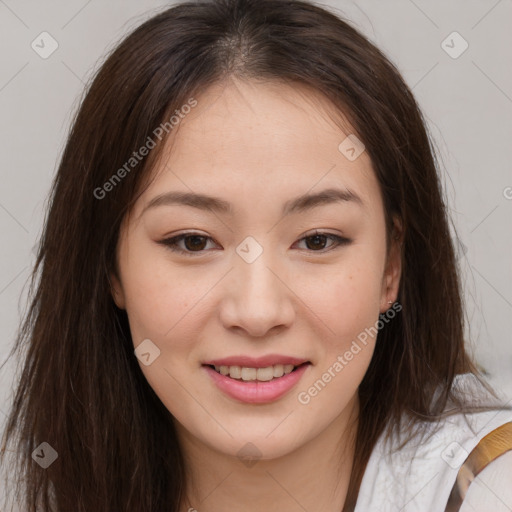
[203,354,310,368]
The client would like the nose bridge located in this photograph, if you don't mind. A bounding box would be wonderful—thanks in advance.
[238,249,279,298]
[235,235,283,305]
[220,235,294,335]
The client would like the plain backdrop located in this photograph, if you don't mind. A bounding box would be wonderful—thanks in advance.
[0,0,511,505]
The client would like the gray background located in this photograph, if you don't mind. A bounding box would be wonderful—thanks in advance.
[0,0,511,504]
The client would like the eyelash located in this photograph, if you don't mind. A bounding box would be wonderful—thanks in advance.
[158,230,351,257]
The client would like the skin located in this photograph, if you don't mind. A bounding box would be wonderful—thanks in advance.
[111,77,402,512]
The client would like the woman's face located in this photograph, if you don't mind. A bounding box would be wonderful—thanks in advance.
[112,78,401,460]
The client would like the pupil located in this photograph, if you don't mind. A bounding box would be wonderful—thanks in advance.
[185,235,206,251]
[307,235,326,250]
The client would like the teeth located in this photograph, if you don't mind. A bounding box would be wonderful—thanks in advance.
[241,367,256,381]
[255,367,274,381]
[283,364,294,374]
[230,366,242,379]
[212,363,298,381]
[273,364,284,377]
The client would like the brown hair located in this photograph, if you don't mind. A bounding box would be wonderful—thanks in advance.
[0,0,500,510]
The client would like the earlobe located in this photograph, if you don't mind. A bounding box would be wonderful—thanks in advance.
[109,272,126,310]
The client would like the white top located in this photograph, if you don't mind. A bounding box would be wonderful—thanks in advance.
[354,374,512,512]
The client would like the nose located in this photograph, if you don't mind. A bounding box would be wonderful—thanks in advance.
[219,248,295,338]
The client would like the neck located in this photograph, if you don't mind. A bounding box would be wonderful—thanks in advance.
[176,396,359,512]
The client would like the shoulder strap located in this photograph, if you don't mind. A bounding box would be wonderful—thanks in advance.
[445,421,512,511]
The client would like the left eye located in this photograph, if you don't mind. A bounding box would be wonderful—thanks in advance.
[159,231,350,256]
[294,232,350,252]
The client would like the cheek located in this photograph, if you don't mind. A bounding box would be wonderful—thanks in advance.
[120,251,208,342]
[294,263,381,414]
[299,256,383,338]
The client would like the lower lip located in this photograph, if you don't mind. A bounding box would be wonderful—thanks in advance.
[203,363,311,404]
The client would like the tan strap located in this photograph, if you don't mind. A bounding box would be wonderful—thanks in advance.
[445,422,512,511]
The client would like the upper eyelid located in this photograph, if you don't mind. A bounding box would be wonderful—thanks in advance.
[165,228,344,240]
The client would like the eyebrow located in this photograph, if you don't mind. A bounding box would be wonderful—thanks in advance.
[142,187,364,216]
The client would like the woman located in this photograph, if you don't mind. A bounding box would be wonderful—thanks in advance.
[1,0,511,511]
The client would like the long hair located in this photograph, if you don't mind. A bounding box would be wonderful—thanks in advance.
[0,0,499,510]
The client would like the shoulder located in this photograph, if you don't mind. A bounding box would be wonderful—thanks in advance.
[354,401,512,512]
[460,450,512,511]
[457,420,512,511]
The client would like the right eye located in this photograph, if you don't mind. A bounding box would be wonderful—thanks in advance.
[158,233,220,256]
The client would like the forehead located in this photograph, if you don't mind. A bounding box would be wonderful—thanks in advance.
[136,78,381,218]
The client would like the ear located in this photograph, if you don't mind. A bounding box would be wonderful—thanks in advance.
[380,216,402,313]
[110,272,126,310]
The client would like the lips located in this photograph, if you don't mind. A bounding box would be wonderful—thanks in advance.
[203,361,311,403]
[202,354,310,368]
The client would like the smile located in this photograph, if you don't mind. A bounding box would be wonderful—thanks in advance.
[202,362,311,404]
[210,363,298,381]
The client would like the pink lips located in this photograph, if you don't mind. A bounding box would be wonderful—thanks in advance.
[202,360,311,404]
